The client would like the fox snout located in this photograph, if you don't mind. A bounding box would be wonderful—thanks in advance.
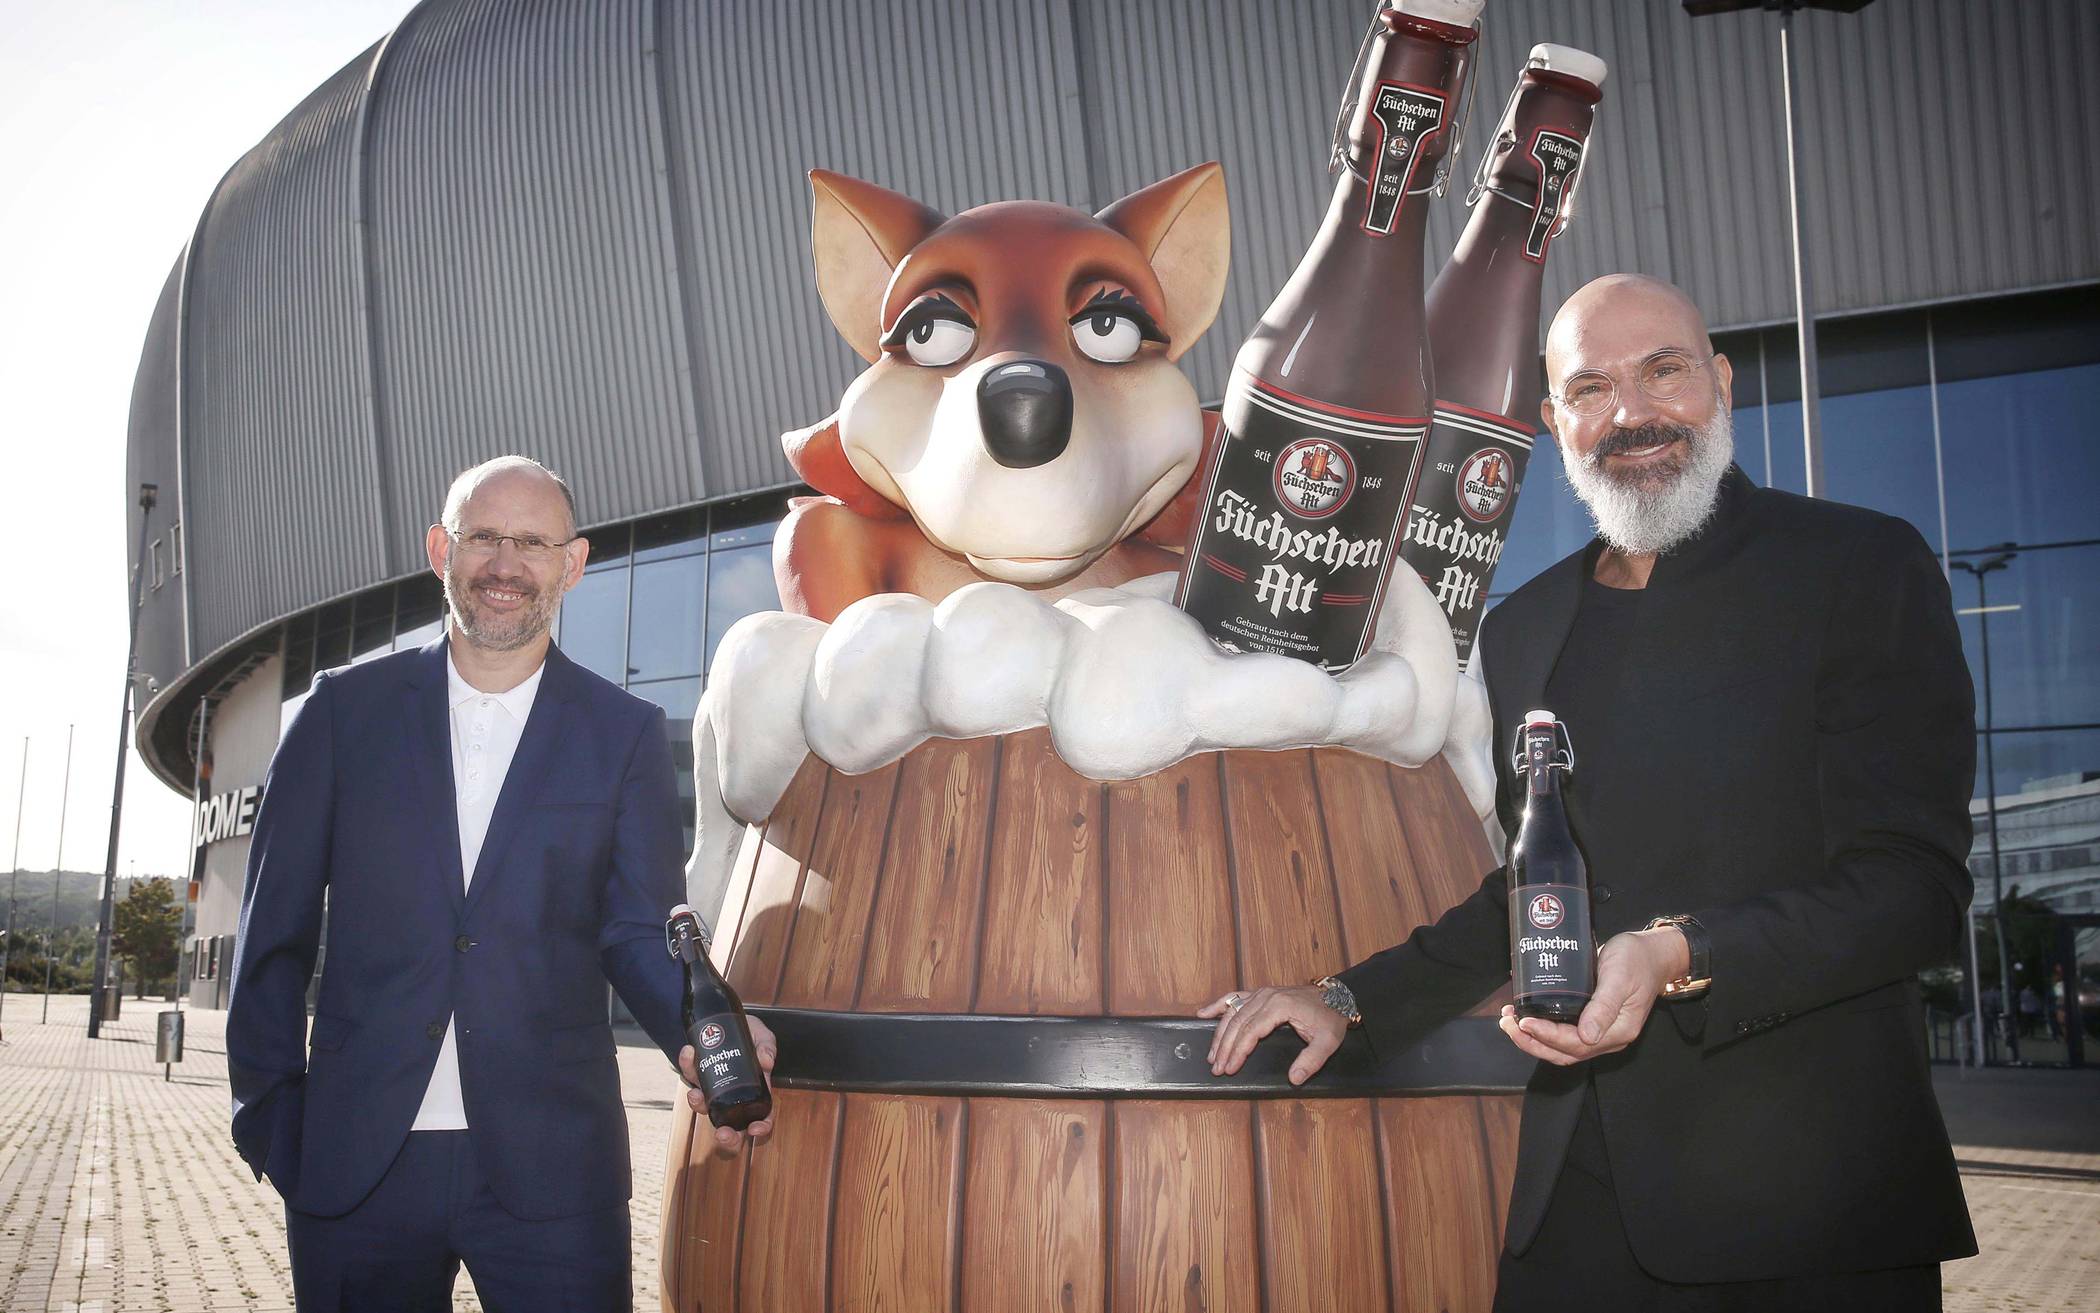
[978,359,1073,469]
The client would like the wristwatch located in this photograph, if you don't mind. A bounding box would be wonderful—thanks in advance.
[1312,975,1363,1028]
[1645,915,1712,1001]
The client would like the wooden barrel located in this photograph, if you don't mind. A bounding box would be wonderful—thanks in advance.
[663,729,1519,1313]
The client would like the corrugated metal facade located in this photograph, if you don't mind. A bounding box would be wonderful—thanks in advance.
[129,0,2100,772]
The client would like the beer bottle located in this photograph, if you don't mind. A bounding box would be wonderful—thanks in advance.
[1507,710,1593,1022]
[666,903,772,1130]
[1408,45,1607,663]
[1176,0,1483,671]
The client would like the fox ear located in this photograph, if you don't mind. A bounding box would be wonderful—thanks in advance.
[1096,162,1230,362]
[810,170,948,362]
[782,413,908,520]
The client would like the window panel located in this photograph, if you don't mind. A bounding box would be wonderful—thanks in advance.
[352,586,395,660]
[630,676,702,854]
[581,522,633,573]
[628,554,707,682]
[397,574,443,634]
[557,566,630,684]
[1938,363,2100,553]
[704,545,783,671]
[1970,728,2100,918]
[634,507,707,563]
[711,491,794,550]
[1953,544,2100,733]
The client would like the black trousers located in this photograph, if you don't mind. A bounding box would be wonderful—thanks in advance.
[1494,1084,1941,1313]
[286,1130,631,1313]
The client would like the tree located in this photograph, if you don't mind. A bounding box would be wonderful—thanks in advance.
[113,877,182,999]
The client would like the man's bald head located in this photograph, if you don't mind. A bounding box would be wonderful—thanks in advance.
[441,455,577,538]
[1544,274,1713,390]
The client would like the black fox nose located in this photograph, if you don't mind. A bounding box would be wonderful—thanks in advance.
[978,359,1072,468]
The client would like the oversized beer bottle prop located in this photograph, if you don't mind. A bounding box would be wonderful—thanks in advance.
[666,903,772,1129]
[1508,711,1594,1022]
[1409,44,1606,662]
[1177,0,1482,671]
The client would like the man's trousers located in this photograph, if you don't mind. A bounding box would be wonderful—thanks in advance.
[286,1129,630,1313]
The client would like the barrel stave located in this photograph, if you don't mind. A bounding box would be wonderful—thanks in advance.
[1109,1100,1262,1313]
[831,1093,967,1312]
[961,1098,1110,1311]
[1256,1099,1393,1311]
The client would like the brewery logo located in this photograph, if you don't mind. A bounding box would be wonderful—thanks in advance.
[1456,448,1514,523]
[1362,83,1447,235]
[1527,892,1566,930]
[1272,438,1356,519]
[1526,129,1586,261]
[699,1022,725,1050]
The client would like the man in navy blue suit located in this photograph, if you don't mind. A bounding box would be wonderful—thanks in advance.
[227,456,776,1311]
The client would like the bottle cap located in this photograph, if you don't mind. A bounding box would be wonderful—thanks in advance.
[669,902,694,919]
[1397,0,1486,26]
[1524,709,1558,727]
[1527,43,1609,90]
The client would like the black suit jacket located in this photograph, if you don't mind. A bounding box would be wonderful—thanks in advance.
[1338,468,1979,1283]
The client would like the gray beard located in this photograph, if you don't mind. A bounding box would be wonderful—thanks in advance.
[444,558,560,653]
[1560,409,1735,558]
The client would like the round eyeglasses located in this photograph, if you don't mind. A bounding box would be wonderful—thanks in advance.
[1550,351,1717,418]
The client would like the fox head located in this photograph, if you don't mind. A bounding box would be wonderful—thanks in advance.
[786,163,1230,585]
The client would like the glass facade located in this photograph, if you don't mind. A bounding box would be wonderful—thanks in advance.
[269,288,2095,932]
[281,489,793,854]
[1486,286,2100,925]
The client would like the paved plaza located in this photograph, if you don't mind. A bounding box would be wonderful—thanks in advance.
[2,993,2095,1311]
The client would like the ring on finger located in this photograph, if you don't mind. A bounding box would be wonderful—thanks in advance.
[1226,993,1245,1010]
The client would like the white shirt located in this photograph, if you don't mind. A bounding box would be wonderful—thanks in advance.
[410,650,546,1131]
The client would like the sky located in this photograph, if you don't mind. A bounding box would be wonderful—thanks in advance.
[0,1,419,884]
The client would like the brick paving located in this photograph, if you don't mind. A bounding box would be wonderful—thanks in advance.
[0,996,680,1312]
[2,992,2095,1311]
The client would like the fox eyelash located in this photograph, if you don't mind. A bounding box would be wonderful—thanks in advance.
[882,294,975,349]
[1072,290,1167,345]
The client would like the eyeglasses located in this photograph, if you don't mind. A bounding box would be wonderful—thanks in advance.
[1550,351,1717,418]
[445,528,577,562]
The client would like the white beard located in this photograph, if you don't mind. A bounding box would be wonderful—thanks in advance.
[1560,408,1735,558]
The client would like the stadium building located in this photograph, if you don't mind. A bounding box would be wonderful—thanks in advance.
[122,0,2099,1008]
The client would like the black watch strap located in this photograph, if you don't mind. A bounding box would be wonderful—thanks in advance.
[1647,915,1711,1000]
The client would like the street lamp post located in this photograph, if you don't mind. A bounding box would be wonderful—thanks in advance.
[89,482,157,1039]
[42,725,74,1023]
[1953,548,2018,1062]
[1683,0,1875,498]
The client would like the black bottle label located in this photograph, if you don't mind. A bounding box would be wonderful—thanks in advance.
[1524,129,1585,261]
[1362,83,1448,235]
[1399,405,1533,662]
[1513,883,1591,994]
[690,1009,763,1100]
[1177,374,1426,670]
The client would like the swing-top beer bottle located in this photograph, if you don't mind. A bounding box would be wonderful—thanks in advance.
[1176,0,1484,671]
[1407,44,1607,662]
[1508,710,1595,1022]
[666,903,772,1130]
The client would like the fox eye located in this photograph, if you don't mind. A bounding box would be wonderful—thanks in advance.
[1070,292,1165,364]
[1071,310,1146,364]
[885,297,977,368]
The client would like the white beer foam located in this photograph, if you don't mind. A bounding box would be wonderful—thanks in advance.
[1528,43,1609,90]
[686,569,1497,923]
[1398,0,1486,28]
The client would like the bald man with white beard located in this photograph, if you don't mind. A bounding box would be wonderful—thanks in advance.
[1206,276,1978,1309]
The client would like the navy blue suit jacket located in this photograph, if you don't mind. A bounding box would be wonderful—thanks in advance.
[226,637,689,1220]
